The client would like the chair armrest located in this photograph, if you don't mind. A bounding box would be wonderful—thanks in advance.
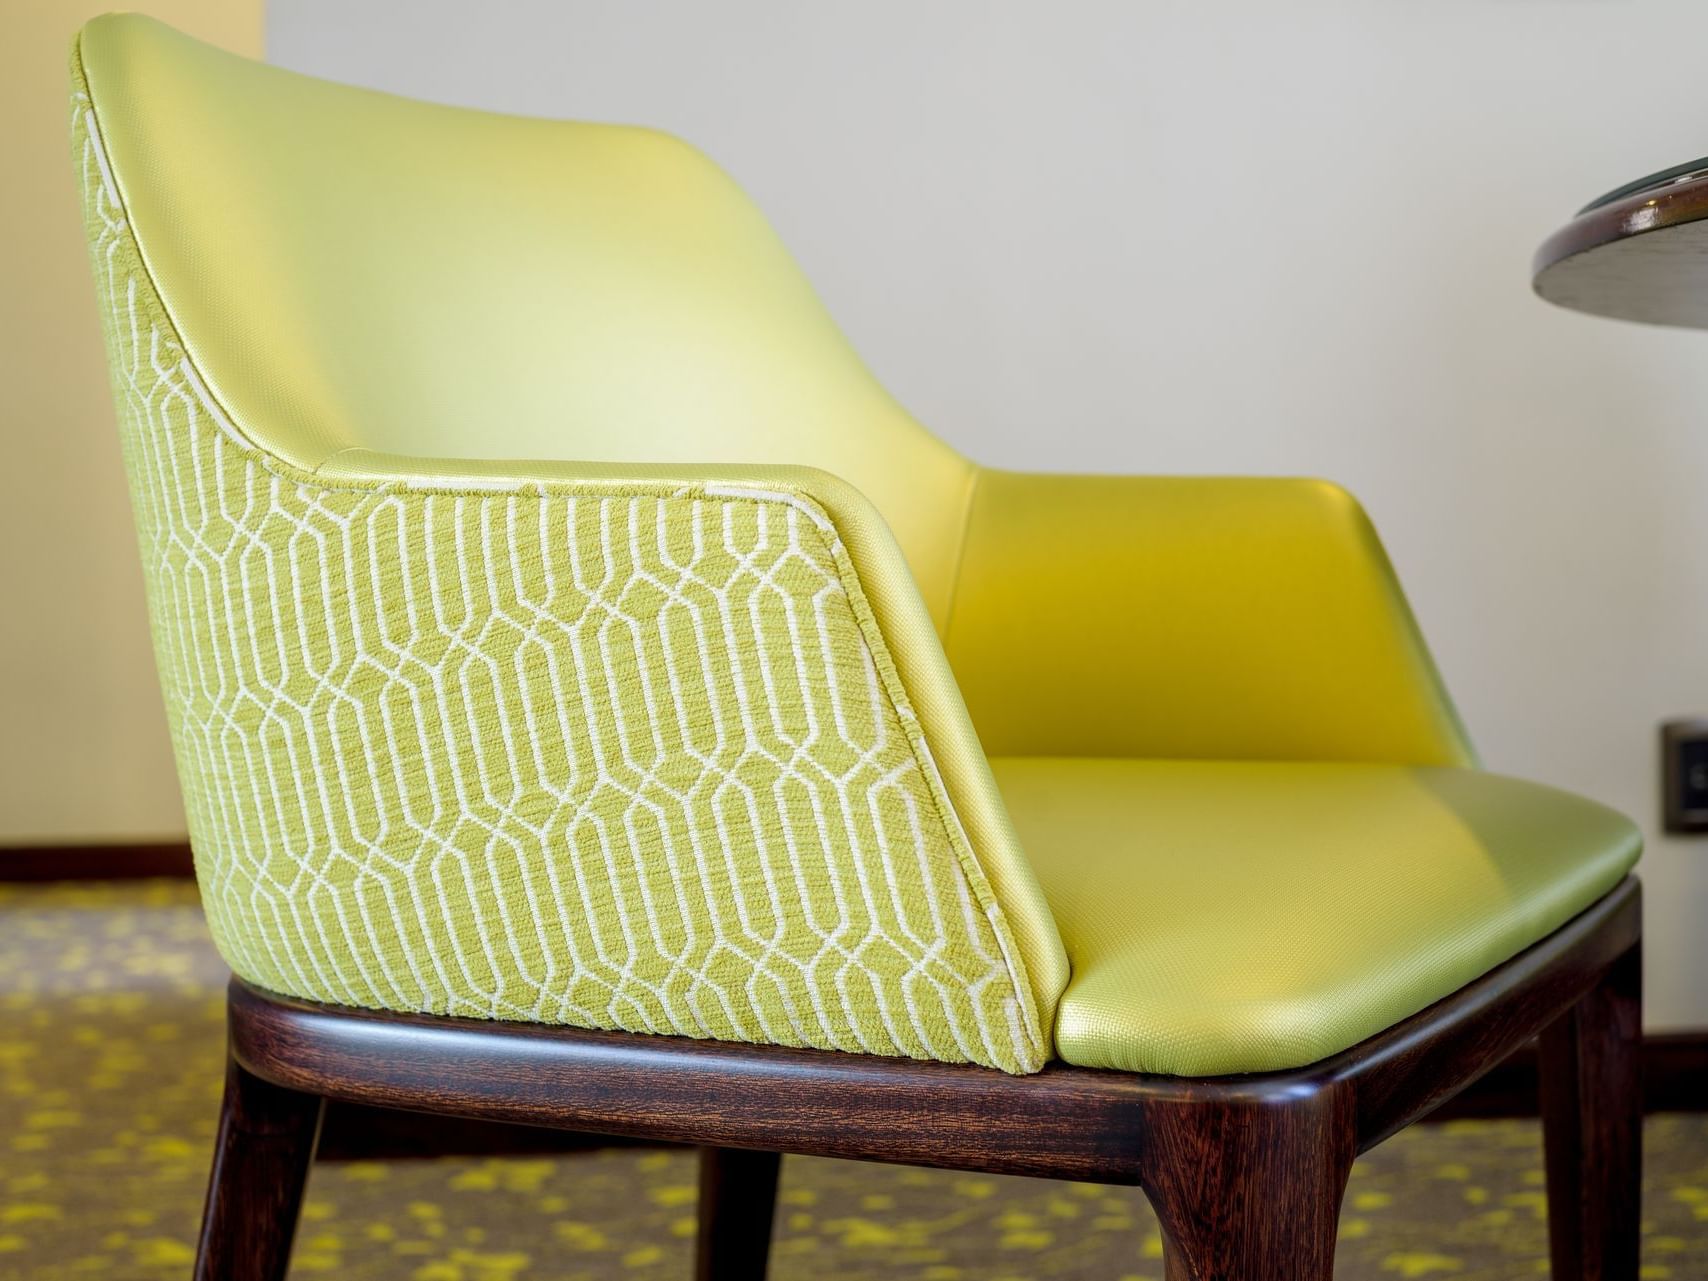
[206,449,1070,1071]
[317,449,1070,1057]
[943,470,1473,766]
[196,446,1066,1071]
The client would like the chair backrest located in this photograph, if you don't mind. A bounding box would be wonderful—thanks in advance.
[72,14,1065,1075]
[75,14,976,628]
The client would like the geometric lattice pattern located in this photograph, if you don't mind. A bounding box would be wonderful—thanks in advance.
[71,68,1045,1073]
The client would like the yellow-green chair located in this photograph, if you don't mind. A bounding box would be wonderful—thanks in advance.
[71,16,1642,1280]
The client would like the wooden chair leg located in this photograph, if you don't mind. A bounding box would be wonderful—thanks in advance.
[193,1049,325,1281]
[1142,1086,1356,1281]
[696,1146,781,1281]
[1540,940,1642,1281]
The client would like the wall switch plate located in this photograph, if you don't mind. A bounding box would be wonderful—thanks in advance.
[1661,718,1708,833]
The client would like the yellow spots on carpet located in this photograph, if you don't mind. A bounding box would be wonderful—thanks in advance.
[343,1161,391,1182]
[551,1220,610,1251]
[860,1192,894,1210]
[823,1217,908,1248]
[409,1250,531,1281]
[621,1244,663,1267]
[0,1234,26,1253]
[1640,1266,1674,1279]
[130,1237,196,1268]
[0,1204,60,1224]
[786,1212,813,1232]
[295,1251,344,1273]
[1091,1213,1133,1231]
[24,1109,81,1129]
[1140,1229,1164,1257]
[1673,1186,1708,1219]
[780,1186,816,1206]
[88,1045,148,1086]
[952,1178,996,1199]
[1341,1217,1372,1239]
[1503,1190,1549,1218]
[1353,1190,1394,1210]
[140,1135,195,1161]
[669,1215,698,1237]
[448,1160,554,1193]
[1044,1195,1081,1218]
[1381,1252,1464,1276]
[993,1207,1053,1248]
[647,1182,697,1207]
[1432,1162,1472,1180]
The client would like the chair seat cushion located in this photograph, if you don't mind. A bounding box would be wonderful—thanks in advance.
[989,758,1640,1076]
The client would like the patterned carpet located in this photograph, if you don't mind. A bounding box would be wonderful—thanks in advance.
[0,880,1700,1281]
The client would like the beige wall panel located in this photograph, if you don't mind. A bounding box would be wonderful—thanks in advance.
[1,1,263,841]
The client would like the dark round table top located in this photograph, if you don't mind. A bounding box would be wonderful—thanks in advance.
[1535,158,1708,327]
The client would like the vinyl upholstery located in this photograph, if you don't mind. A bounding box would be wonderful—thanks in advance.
[72,14,1638,1076]
[994,759,1638,1075]
[947,470,1474,764]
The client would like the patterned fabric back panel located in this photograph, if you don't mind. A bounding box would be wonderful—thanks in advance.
[71,65,1045,1073]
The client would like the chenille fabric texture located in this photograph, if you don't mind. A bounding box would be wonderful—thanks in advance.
[71,62,1048,1073]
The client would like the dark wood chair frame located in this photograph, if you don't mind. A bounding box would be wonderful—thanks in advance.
[196,876,1641,1281]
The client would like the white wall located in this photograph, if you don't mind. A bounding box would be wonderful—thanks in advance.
[269,0,1708,1027]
